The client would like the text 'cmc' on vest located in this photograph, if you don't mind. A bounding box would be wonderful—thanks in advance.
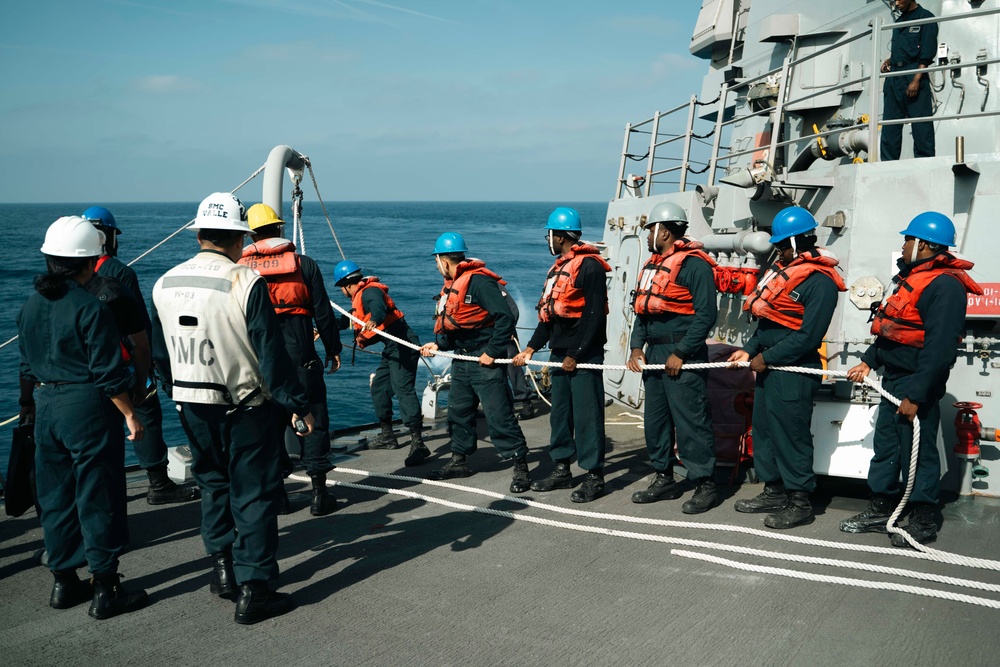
[238,238,312,317]
[633,239,717,316]
[434,260,506,334]
[871,252,982,347]
[152,252,268,407]
[352,277,405,348]
[743,248,847,330]
[537,245,612,323]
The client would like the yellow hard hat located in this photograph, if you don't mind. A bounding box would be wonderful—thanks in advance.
[247,203,284,232]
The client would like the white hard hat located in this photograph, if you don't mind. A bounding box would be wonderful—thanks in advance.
[190,192,250,232]
[40,216,105,257]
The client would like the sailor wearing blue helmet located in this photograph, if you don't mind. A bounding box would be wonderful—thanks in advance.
[421,232,533,493]
[729,206,846,529]
[844,212,982,547]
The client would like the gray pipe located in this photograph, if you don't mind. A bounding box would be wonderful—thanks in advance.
[700,230,774,255]
[789,128,870,173]
[262,145,307,215]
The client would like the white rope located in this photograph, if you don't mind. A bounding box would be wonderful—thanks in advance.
[308,466,1000,570]
[671,550,1000,610]
[288,472,1000,608]
[305,161,346,261]
[326,300,939,555]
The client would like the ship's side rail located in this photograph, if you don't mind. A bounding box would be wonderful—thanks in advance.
[615,4,1000,198]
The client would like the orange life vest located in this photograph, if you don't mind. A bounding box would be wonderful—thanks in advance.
[537,245,612,323]
[238,238,312,317]
[743,248,847,330]
[633,239,717,316]
[351,277,405,348]
[870,252,982,347]
[434,260,506,333]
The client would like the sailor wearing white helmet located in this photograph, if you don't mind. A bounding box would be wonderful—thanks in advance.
[17,216,149,620]
[151,192,314,625]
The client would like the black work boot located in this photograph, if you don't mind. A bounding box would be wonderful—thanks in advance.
[517,400,536,420]
[764,491,814,529]
[234,581,295,625]
[370,420,402,449]
[840,496,894,534]
[403,425,431,467]
[734,482,787,513]
[430,453,472,480]
[277,487,292,515]
[88,573,149,620]
[571,470,605,503]
[631,471,682,504]
[891,503,939,548]
[530,460,574,492]
[50,569,93,609]
[209,551,237,599]
[682,477,720,514]
[146,465,200,505]
[309,472,337,516]
[510,457,531,494]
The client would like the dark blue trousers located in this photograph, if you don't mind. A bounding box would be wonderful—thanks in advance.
[34,384,129,574]
[179,402,283,584]
[547,351,606,471]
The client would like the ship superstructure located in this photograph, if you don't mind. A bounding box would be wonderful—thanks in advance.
[601,0,1000,495]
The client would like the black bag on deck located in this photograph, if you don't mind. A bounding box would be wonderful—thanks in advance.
[5,422,38,517]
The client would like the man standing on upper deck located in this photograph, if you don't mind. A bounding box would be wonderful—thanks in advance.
[82,205,200,506]
[153,193,314,624]
[880,0,938,161]
[728,207,845,529]
[420,232,533,494]
[239,203,342,517]
[625,201,720,513]
[513,208,611,503]
[842,212,981,547]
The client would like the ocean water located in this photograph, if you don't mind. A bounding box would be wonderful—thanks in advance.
[0,201,607,468]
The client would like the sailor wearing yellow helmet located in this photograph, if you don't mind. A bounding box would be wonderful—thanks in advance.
[238,202,343,517]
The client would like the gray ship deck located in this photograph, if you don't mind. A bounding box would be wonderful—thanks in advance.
[3,405,1000,666]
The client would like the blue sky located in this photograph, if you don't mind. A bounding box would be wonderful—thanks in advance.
[0,1,707,202]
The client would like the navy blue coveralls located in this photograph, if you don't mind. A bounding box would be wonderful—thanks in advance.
[98,256,169,472]
[526,252,608,472]
[630,251,718,480]
[152,251,311,584]
[436,274,528,461]
[359,285,422,428]
[860,257,968,504]
[743,274,839,492]
[18,280,133,575]
[881,5,938,161]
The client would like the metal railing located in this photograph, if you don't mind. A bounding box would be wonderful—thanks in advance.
[614,4,1000,199]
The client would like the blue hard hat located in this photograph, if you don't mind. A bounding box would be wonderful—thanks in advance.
[900,211,956,246]
[82,206,121,234]
[545,207,582,232]
[769,206,817,243]
[333,260,363,286]
[432,232,469,255]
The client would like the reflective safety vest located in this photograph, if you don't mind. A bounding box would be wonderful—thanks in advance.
[633,239,717,316]
[238,238,312,317]
[351,277,405,348]
[537,245,612,322]
[434,260,505,333]
[743,248,847,330]
[152,252,267,407]
[871,252,982,347]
